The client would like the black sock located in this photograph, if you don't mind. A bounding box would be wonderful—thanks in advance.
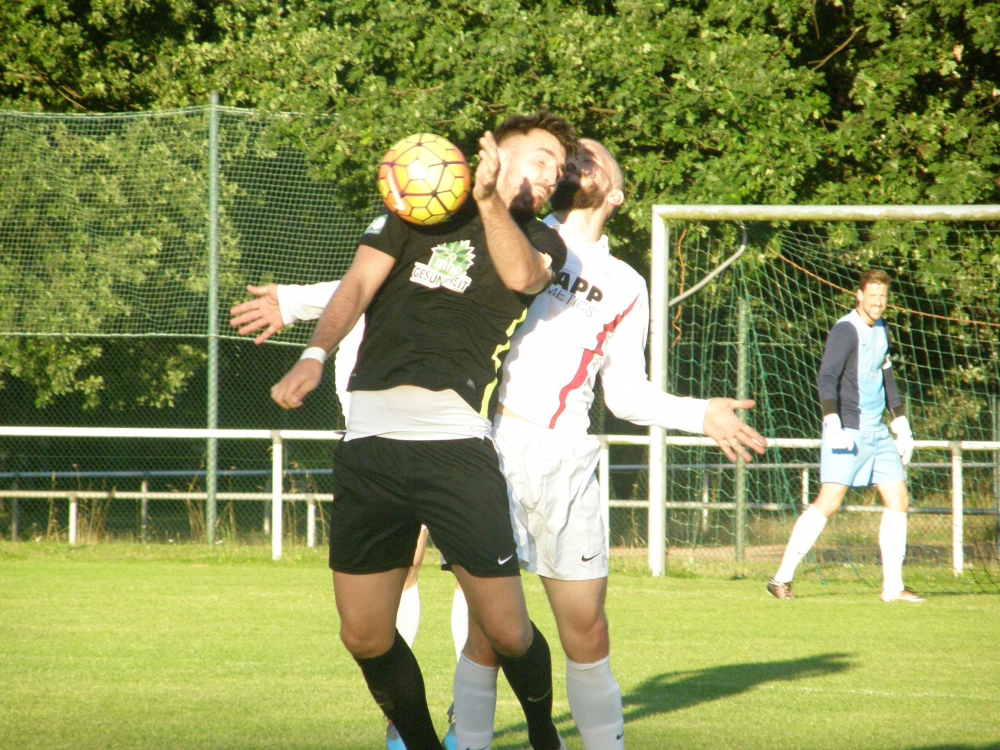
[354,631,443,750]
[496,621,560,750]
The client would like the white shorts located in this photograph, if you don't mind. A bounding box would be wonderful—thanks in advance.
[493,414,607,581]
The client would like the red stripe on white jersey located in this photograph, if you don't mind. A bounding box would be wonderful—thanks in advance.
[548,295,639,429]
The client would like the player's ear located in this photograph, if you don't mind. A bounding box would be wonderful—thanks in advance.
[855,288,864,305]
[606,189,624,209]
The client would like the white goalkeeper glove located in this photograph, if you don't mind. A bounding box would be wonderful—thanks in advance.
[823,414,855,451]
[890,415,914,466]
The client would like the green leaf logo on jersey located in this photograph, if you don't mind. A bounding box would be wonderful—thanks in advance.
[364,215,387,235]
[410,240,476,293]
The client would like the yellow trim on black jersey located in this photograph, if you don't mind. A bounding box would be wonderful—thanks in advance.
[479,309,528,417]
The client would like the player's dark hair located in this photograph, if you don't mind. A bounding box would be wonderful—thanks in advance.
[859,269,891,291]
[494,111,578,158]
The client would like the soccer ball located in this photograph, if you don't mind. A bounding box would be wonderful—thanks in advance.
[377,133,471,226]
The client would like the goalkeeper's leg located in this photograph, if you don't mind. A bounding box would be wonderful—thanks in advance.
[876,480,911,599]
[773,483,849,584]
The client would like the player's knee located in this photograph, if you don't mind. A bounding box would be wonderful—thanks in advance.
[563,612,610,662]
[483,620,533,658]
[339,622,394,660]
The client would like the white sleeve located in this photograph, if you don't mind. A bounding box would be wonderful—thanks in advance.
[599,284,709,434]
[275,281,339,326]
[334,316,365,418]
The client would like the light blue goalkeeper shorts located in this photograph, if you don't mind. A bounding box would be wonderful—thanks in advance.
[820,423,905,487]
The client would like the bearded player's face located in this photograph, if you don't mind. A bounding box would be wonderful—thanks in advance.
[550,140,614,212]
[496,129,566,215]
[856,282,889,324]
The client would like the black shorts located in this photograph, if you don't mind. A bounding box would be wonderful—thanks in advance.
[329,436,519,578]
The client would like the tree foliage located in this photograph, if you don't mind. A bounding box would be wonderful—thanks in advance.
[1,0,999,412]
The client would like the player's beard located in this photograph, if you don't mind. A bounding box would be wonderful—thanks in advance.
[549,176,604,212]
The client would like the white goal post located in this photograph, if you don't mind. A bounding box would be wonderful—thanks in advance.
[646,204,1000,577]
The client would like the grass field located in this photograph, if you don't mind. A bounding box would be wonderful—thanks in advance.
[2,543,998,750]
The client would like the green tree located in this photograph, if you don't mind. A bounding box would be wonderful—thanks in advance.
[2,0,998,414]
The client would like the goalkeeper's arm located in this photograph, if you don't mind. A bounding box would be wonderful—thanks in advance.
[882,331,913,465]
[816,322,853,419]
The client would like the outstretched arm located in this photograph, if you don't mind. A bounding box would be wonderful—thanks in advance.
[600,288,766,462]
[229,281,339,344]
[270,246,393,410]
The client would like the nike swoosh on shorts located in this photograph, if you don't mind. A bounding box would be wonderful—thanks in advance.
[498,554,514,565]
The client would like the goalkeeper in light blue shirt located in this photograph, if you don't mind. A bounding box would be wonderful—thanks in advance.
[768,269,924,603]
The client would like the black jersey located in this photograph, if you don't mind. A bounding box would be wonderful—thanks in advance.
[347,200,568,419]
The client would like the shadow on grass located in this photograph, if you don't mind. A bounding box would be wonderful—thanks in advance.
[620,651,853,723]
[493,652,853,747]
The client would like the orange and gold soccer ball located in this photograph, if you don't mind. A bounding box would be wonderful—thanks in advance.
[377,133,471,226]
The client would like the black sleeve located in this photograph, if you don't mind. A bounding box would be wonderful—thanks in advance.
[358,212,410,261]
[817,322,856,416]
[881,323,906,418]
[521,217,568,274]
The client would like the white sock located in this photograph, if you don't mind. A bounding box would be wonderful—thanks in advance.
[774,505,828,583]
[451,587,469,662]
[453,654,499,750]
[880,509,907,596]
[396,584,420,648]
[566,656,624,750]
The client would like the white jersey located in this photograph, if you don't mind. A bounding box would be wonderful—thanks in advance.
[498,215,708,435]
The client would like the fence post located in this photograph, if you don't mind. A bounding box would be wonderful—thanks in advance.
[950,442,963,576]
[599,437,610,553]
[205,90,221,546]
[801,467,810,508]
[734,298,749,562]
[701,471,710,533]
[271,430,283,561]
[10,476,18,543]
[993,395,999,560]
[141,477,149,545]
[307,495,316,548]
[68,492,78,545]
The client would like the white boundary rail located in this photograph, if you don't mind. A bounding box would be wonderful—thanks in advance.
[1,426,997,573]
[648,205,1000,576]
[0,427,339,561]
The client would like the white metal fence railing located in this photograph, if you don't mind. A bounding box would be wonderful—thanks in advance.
[1,427,997,574]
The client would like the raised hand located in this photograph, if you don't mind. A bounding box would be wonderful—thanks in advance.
[472,131,502,203]
[703,398,767,463]
[229,284,285,345]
